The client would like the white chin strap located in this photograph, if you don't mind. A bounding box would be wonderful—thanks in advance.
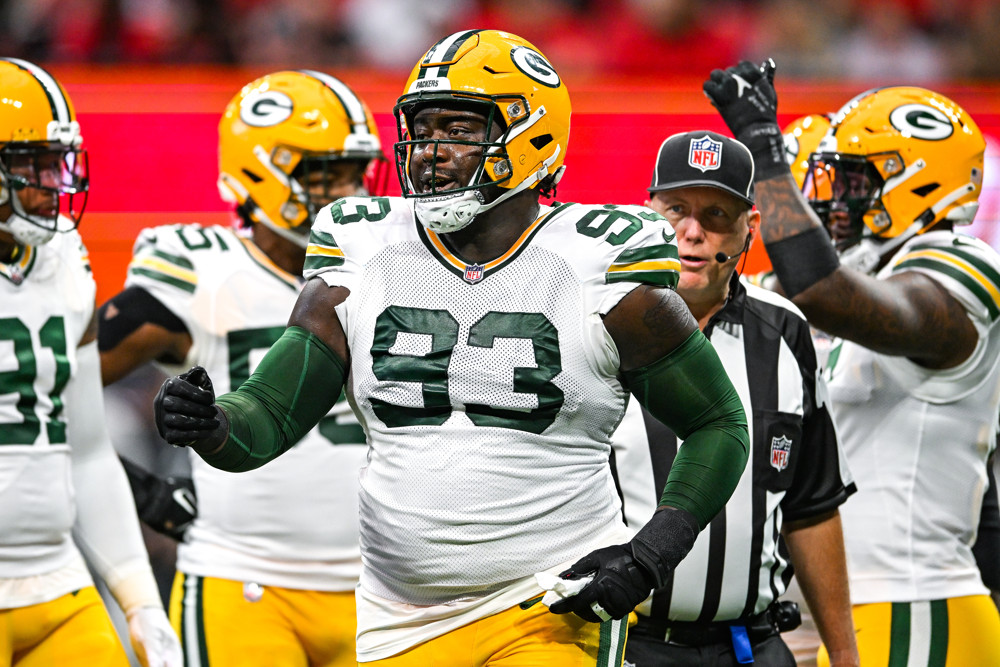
[0,181,58,246]
[0,211,56,246]
[414,146,562,234]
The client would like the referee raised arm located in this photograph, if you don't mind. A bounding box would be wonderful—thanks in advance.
[612,131,859,667]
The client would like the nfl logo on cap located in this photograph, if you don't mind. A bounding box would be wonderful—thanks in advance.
[688,135,723,172]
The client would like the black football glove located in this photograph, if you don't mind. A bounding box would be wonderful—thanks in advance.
[153,366,228,453]
[120,456,197,541]
[548,543,656,622]
[549,508,700,622]
[703,59,788,180]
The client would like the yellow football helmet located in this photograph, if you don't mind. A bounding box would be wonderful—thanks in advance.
[0,58,88,246]
[803,86,985,267]
[393,29,572,233]
[218,70,385,247]
[783,113,832,189]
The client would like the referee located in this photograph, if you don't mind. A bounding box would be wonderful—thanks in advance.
[612,131,859,666]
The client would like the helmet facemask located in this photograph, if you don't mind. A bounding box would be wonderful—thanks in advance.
[393,30,571,234]
[292,153,375,220]
[0,141,89,246]
[804,152,889,252]
[394,95,524,233]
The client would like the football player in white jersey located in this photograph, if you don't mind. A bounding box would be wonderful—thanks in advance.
[0,58,180,667]
[705,61,1000,665]
[151,29,751,666]
[97,70,385,666]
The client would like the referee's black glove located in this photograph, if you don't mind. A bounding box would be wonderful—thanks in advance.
[703,59,787,180]
[153,366,228,453]
[548,507,700,622]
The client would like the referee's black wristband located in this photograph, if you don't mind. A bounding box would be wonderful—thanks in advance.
[767,227,840,298]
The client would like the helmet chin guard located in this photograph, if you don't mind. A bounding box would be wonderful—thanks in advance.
[412,146,562,233]
[0,211,56,246]
[413,189,487,234]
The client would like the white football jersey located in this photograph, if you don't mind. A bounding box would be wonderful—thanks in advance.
[305,196,681,658]
[125,223,367,591]
[830,230,1000,603]
[0,229,96,597]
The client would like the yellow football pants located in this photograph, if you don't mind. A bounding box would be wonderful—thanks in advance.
[817,595,1000,666]
[363,596,628,667]
[0,587,128,667]
[169,572,356,667]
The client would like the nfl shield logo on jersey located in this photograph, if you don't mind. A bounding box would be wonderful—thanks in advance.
[688,135,722,172]
[464,263,485,284]
[770,435,792,471]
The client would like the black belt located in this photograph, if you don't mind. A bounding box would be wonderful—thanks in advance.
[635,602,799,648]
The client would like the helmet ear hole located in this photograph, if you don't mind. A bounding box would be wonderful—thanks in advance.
[911,183,939,197]
[241,169,264,184]
[530,134,553,150]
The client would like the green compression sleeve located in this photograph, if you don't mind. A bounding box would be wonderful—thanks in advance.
[623,329,749,529]
[202,326,347,472]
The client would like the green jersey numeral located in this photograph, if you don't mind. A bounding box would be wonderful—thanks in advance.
[370,306,458,427]
[370,307,564,433]
[175,227,230,252]
[330,197,392,224]
[575,205,647,246]
[0,316,71,445]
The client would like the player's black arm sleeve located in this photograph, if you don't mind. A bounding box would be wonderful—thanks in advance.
[623,329,750,529]
[98,286,188,352]
[201,326,347,472]
[974,453,1000,591]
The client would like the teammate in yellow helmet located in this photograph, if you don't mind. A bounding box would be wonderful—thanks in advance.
[98,70,384,667]
[706,60,1000,667]
[0,57,181,667]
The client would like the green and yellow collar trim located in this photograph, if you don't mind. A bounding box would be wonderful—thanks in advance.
[0,244,37,286]
[416,202,573,284]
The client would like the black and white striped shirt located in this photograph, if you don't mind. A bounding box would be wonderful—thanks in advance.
[612,276,855,623]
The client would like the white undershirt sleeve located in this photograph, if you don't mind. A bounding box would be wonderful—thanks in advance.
[68,339,162,614]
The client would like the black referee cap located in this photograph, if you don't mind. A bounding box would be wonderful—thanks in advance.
[648,131,755,206]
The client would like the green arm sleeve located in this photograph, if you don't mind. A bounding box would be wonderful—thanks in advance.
[201,326,347,472]
[623,329,749,529]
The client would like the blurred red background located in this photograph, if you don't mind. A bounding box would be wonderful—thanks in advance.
[51,66,1000,305]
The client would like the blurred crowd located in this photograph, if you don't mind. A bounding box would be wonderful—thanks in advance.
[2,0,999,81]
